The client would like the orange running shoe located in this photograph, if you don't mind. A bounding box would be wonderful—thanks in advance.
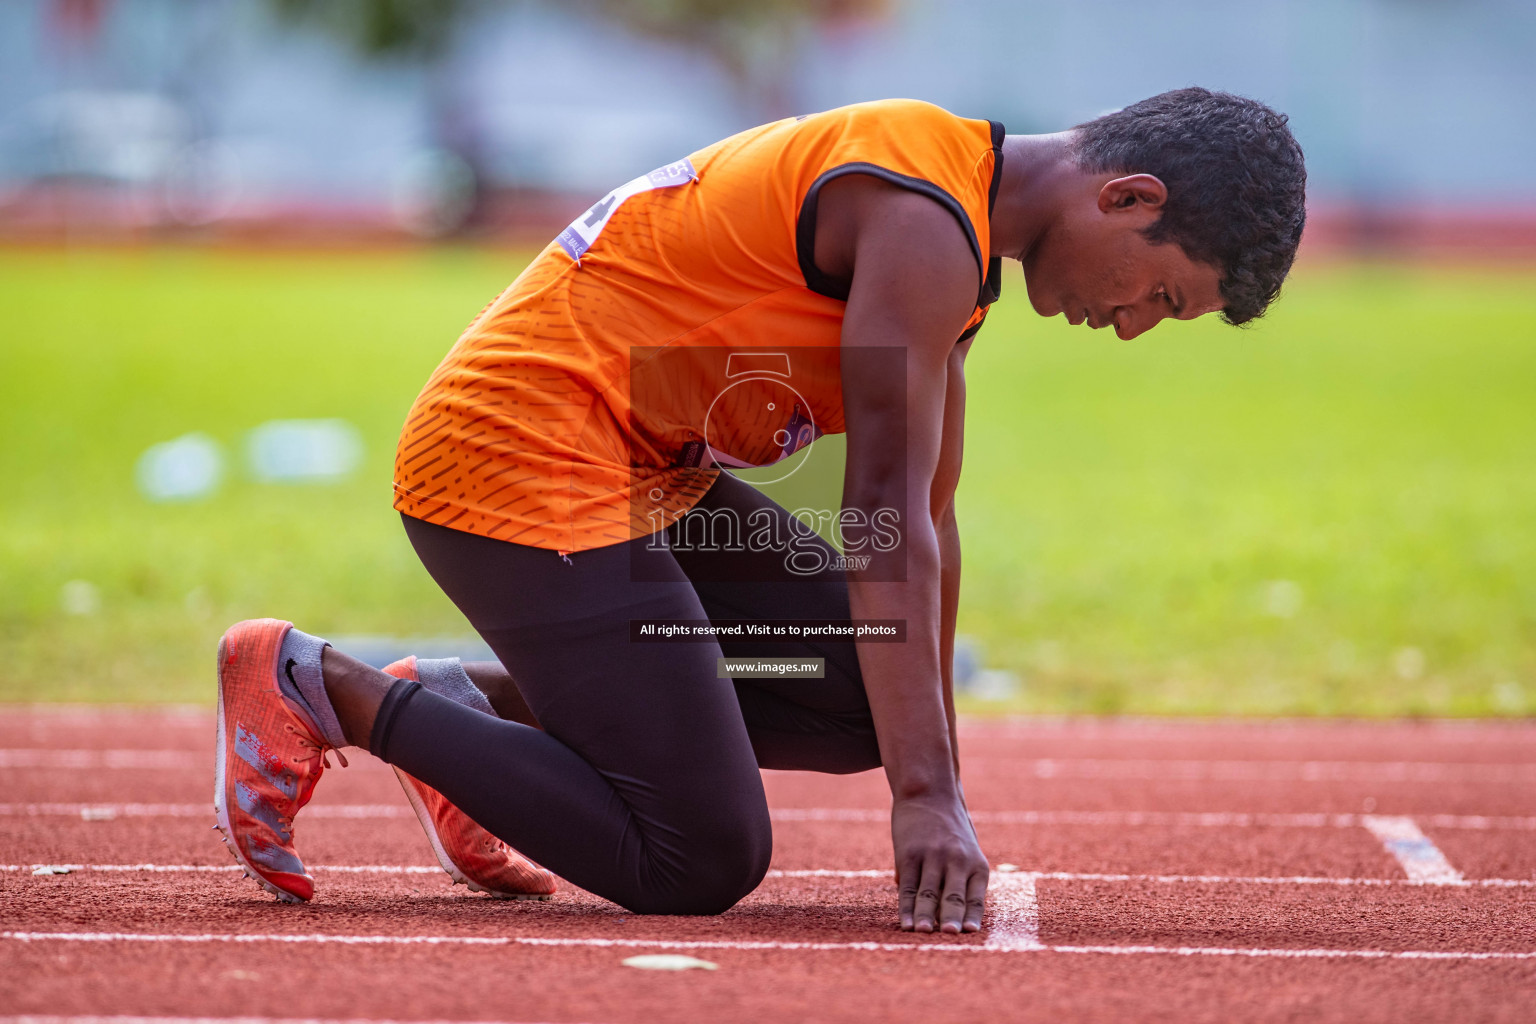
[384,655,556,900]
[214,618,346,903]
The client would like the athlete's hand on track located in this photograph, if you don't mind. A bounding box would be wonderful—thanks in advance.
[891,792,989,933]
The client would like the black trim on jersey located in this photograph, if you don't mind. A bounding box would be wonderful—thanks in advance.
[795,119,1007,325]
[957,311,989,344]
[979,119,1006,309]
[795,163,984,303]
[978,257,1002,308]
[986,120,1006,216]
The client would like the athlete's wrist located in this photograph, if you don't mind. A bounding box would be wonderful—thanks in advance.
[887,762,961,803]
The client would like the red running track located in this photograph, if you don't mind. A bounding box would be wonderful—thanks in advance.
[1,707,1533,1023]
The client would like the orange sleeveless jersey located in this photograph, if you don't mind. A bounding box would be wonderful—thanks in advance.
[393,99,1005,552]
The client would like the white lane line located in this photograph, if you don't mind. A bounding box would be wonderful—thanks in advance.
[5,803,1535,830]
[1,864,441,875]
[1021,870,1534,889]
[772,808,1536,831]
[982,872,1041,950]
[9,749,1535,781]
[785,869,1536,889]
[8,863,1532,888]
[2,930,1531,961]
[1362,815,1465,884]
[0,804,413,821]
[0,1018,590,1024]
[1037,944,1536,961]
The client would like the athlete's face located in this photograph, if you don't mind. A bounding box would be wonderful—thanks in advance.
[1022,174,1226,340]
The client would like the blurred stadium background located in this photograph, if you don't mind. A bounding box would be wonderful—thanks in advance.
[1,0,1532,715]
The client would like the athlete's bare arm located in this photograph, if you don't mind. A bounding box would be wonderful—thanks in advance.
[816,175,988,933]
[933,337,972,777]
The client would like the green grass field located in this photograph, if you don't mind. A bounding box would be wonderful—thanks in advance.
[1,247,1532,715]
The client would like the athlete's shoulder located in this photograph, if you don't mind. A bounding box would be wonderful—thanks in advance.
[697,99,978,165]
[807,97,973,129]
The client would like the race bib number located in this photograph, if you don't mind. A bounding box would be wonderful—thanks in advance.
[556,157,698,262]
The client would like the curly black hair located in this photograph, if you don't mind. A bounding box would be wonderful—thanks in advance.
[1071,88,1307,326]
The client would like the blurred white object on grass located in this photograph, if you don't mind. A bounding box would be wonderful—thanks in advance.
[136,432,223,501]
[953,635,981,690]
[60,580,100,616]
[247,420,364,484]
[967,669,1022,702]
[1261,579,1304,618]
[1393,646,1426,680]
[1492,681,1527,714]
[953,635,1022,702]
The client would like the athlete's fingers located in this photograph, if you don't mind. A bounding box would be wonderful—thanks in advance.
[962,867,989,932]
[938,861,971,934]
[911,857,946,933]
[897,856,922,931]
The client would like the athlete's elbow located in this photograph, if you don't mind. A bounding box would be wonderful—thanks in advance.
[932,498,956,531]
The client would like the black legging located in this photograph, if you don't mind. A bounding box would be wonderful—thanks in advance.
[378,472,881,914]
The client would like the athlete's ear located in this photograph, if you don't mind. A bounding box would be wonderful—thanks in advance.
[1097,174,1168,214]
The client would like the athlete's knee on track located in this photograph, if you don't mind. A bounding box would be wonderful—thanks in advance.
[626,809,772,916]
[704,822,773,910]
[682,826,772,914]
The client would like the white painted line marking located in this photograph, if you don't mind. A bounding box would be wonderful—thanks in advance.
[1362,815,1465,884]
[1,930,1531,961]
[4,803,1534,830]
[9,864,1531,888]
[0,1017,591,1024]
[982,872,1041,950]
[770,808,1536,831]
[1,864,440,874]
[769,868,887,878]
[1021,870,1534,889]
[1035,944,1536,961]
[0,804,412,821]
